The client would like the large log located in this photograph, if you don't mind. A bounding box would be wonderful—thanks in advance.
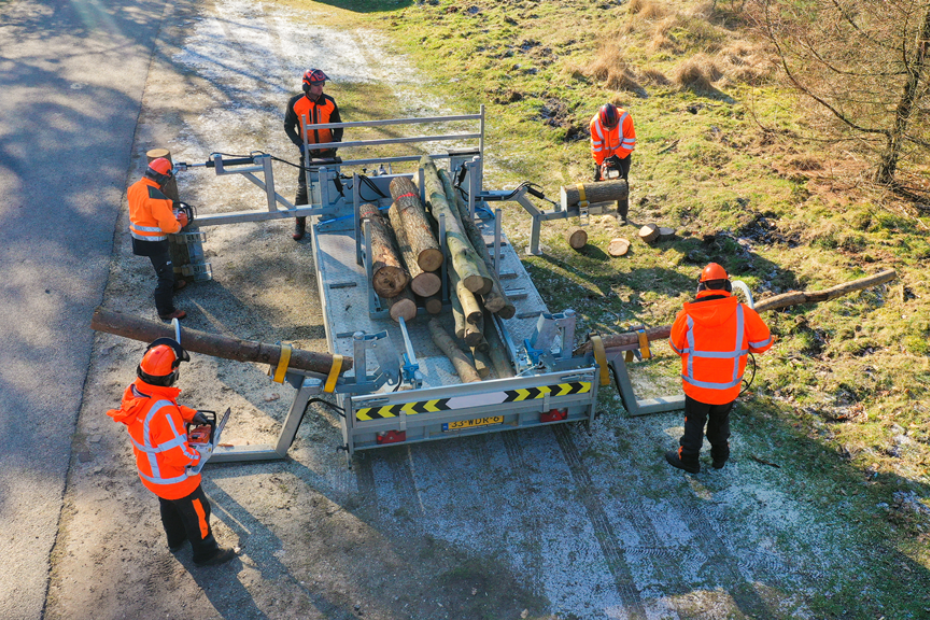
[560,179,628,208]
[387,287,417,323]
[450,188,515,318]
[428,318,481,383]
[359,203,409,298]
[753,269,897,313]
[389,177,444,272]
[387,203,442,297]
[573,269,898,355]
[91,307,352,374]
[438,169,492,295]
[420,156,486,293]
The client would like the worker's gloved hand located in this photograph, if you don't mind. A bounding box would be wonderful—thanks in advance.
[297,144,305,155]
[192,411,210,425]
[175,210,189,229]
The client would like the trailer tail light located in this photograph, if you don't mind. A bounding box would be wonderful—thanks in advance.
[541,408,567,423]
[377,430,406,445]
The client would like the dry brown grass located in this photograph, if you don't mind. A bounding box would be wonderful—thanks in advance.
[587,47,643,93]
[673,54,722,91]
[641,68,671,86]
[628,0,668,19]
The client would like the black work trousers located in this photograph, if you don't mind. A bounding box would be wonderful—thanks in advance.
[594,154,632,220]
[158,484,220,564]
[294,147,337,228]
[678,395,733,466]
[132,238,176,316]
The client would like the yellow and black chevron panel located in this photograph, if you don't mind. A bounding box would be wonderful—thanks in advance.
[356,398,450,421]
[354,381,591,422]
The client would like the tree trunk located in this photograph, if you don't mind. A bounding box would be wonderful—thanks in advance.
[451,189,515,318]
[388,203,442,297]
[874,6,930,184]
[389,176,444,271]
[573,269,897,355]
[91,307,352,374]
[449,266,482,325]
[428,318,481,383]
[560,179,627,208]
[359,203,409,298]
[420,156,486,293]
[438,169,493,294]
[387,287,417,323]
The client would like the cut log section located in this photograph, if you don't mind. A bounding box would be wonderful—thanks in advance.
[658,227,676,240]
[389,176,444,272]
[449,267,482,325]
[638,223,659,244]
[387,287,417,323]
[567,227,588,250]
[421,156,486,294]
[560,179,628,208]
[607,238,631,257]
[359,203,409,298]
[388,203,442,297]
[428,318,481,383]
[91,307,352,374]
[470,347,492,379]
[416,293,443,315]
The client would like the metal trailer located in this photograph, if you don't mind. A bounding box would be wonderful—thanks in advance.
[179,107,683,464]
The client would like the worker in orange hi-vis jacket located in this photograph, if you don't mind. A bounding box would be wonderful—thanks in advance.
[107,338,236,567]
[666,263,773,474]
[127,157,189,321]
[589,102,636,222]
[283,68,343,241]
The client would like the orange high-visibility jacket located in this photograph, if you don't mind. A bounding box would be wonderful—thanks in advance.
[127,177,182,242]
[284,93,343,149]
[107,379,201,500]
[669,290,773,405]
[589,109,636,165]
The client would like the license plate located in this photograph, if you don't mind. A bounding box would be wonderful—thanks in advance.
[442,416,504,431]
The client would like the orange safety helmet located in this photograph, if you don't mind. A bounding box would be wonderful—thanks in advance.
[137,338,190,386]
[145,158,174,186]
[598,103,619,129]
[698,262,732,292]
[302,68,329,91]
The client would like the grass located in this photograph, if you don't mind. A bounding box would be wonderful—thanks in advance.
[302,0,930,616]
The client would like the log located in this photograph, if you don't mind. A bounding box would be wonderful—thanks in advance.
[416,293,443,315]
[387,287,417,323]
[572,269,898,355]
[567,227,588,250]
[463,312,483,347]
[560,179,627,208]
[450,266,482,325]
[470,347,492,379]
[639,223,659,244]
[438,169,492,295]
[451,288,466,339]
[483,312,515,378]
[91,307,352,374]
[428,318,481,383]
[389,176,444,272]
[451,190,515,318]
[420,156,486,293]
[607,238,631,257]
[753,269,898,313]
[388,203,442,297]
[474,333,490,355]
[658,227,676,240]
[359,203,409,298]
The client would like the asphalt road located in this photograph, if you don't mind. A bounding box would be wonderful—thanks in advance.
[0,0,170,616]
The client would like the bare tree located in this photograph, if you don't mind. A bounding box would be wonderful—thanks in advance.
[761,0,930,185]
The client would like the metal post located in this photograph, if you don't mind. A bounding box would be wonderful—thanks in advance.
[494,208,502,276]
[354,172,362,265]
[261,155,277,213]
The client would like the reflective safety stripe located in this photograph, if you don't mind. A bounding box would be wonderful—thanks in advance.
[130,224,168,242]
[139,400,197,485]
[682,305,747,391]
[192,498,209,539]
[750,337,772,348]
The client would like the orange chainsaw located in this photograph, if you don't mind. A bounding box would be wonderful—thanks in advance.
[186,407,230,475]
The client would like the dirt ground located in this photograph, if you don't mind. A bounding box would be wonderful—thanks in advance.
[46,1,884,619]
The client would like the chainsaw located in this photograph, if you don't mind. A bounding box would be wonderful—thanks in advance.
[185,407,231,475]
[599,155,624,181]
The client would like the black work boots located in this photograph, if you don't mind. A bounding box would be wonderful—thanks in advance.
[665,449,700,474]
[293,217,307,241]
[193,547,236,567]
